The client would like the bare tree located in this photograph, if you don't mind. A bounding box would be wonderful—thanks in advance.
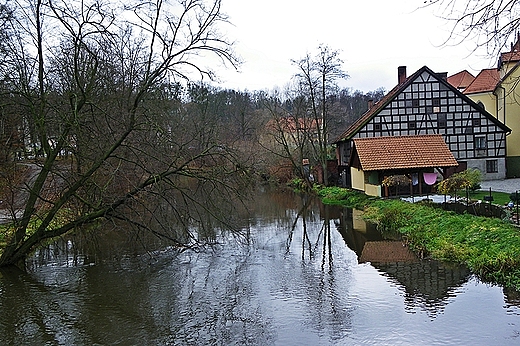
[259,87,317,186]
[0,0,243,267]
[426,0,520,55]
[292,45,348,186]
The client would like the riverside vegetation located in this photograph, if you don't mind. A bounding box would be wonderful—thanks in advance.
[315,186,520,291]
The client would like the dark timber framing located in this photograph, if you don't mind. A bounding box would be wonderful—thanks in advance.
[334,66,511,183]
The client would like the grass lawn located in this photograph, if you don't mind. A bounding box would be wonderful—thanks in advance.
[470,190,511,206]
[451,189,511,206]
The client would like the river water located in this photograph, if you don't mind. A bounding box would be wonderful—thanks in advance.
[0,189,519,345]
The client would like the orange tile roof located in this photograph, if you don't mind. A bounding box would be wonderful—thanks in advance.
[463,68,500,94]
[447,70,475,89]
[352,134,458,171]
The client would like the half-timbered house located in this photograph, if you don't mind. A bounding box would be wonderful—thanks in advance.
[334,66,510,196]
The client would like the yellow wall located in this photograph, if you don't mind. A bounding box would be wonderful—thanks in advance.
[466,62,520,177]
[467,92,497,118]
[364,184,381,197]
[497,64,520,158]
[350,168,381,197]
[351,167,365,191]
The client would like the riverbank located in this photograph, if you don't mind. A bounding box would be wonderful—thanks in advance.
[316,186,520,291]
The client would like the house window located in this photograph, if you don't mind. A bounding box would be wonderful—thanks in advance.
[433,98,440,113]
[374,123,381,131]
[408,121,416,129]
[473,118,481,127]
[437,114,446,128]
[412,99,419,107]
[475,136,486,150]
[486,160,498,173]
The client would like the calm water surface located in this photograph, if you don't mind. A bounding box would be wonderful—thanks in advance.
[0,190,519,345]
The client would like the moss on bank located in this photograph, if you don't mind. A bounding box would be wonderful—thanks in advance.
[317,186,520,291]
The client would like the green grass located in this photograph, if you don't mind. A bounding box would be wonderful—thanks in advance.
[315,186,520,291]
[363,199,520,290]
[315,186,371,209]
[468,190,511,206]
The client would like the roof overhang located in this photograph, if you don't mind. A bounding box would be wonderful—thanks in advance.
[351,134,459,171]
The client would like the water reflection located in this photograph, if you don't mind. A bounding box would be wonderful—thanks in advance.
[336,207,476,318]
[0,189,519,345]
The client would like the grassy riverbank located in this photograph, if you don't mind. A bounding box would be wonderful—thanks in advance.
[316,186,520,291]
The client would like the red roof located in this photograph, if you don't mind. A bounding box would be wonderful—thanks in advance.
[499,34,520,65]
[447,70,475,90]
[352,134,458,171]
[501,51,520,64]
[463,68,500,94]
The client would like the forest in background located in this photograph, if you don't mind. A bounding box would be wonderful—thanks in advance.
[0,0,385,266]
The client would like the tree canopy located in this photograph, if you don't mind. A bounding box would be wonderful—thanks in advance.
[0,0,242,267]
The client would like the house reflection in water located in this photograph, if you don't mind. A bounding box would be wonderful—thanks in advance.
[335,208,472,317]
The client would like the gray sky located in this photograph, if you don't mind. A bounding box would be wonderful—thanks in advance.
[215,0,498,92]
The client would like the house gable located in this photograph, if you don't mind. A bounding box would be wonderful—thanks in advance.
[335,66,510,180]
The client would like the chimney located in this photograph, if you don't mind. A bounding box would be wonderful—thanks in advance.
[437,72,448,80]
[368,99,374,109]
[398,66,407,84]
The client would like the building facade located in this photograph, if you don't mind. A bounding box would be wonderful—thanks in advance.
[335,66,510,190]
[450,35,520,177]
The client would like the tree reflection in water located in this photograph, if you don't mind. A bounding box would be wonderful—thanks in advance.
[0,188,518,345]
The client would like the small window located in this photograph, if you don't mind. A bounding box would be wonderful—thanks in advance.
[412,99,419,107]
[432,99,440,112]
[408,121,416,129]
[473,118,481,127]
[475,137,486,150]
[374,123,381,131]
[486,160,498,173]
[437,114,446,128]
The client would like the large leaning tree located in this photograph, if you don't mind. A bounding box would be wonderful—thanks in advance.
[0,0,244,267]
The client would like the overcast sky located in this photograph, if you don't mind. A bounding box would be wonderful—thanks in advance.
[214,0,500,93]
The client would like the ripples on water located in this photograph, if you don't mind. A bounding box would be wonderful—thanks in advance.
[0,191,519,345]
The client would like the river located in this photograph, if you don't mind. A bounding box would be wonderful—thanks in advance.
[0,189,519,345]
